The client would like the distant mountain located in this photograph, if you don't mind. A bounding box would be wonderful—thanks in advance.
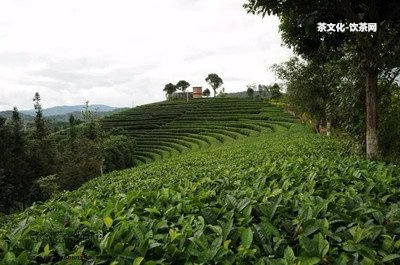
[45,108,129,122]
[20,104,118,117]
[0,105,128,123]
[0,111,35,122]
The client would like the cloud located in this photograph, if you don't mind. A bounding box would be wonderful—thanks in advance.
[0,0,293,111]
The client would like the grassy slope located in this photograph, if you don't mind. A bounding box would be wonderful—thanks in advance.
[1,109,400,264]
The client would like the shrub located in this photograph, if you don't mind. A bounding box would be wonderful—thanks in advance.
[104,135,136,172]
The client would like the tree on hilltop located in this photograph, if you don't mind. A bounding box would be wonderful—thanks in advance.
[176,80,191,92]
[270,83,282,99]
[163,83,177,99]
[246,87,254,98]
[203,88,211,97]
[205,73,223,97]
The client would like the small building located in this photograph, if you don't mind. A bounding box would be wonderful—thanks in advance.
[171,87,203,101]
[193,87,203,98]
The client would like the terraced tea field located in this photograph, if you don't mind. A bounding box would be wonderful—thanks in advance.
[101,98,298,164]
[1,99,400,264]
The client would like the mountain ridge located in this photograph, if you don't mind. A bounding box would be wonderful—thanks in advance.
[20,104,118,116]
[0,104,127,122]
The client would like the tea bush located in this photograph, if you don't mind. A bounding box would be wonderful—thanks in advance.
[1,124,400,264]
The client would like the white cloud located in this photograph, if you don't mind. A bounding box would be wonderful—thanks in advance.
[0,0,293,111]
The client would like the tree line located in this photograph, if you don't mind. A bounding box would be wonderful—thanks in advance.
[163,73,224,99]
[246,83,282,100]
[244,0,400,160]
[0,93,136,214]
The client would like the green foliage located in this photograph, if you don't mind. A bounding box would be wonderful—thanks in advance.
[379,84,400,163]
[58,135,103,190]
[246,87,254,98]
[243,0,400,67]
[273,57,339,123]
[257,84,269,99]
[205,73,223,97]
[101,98,295,164]
[1,99,134,213]
[163,83,177,99]
[32,175,60,199]
[104,135,136,172]
[32,92,47,140]
[0,169,13,214]
[0,108,35,212]
[270,83,282,100]
[244,0,400,159]
[203,88,210,97]
[30,93,59,178]
[68,114,77,140]
[1,124,400,263]
[175,80,190,92]
[274,55,400,161]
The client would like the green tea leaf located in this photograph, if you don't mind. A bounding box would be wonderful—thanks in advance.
[284,246,296,263]
[223,240,231,250]
[133,257,144,265]
[104,216,113,228]
[382,254,400,262]
[241,228,253,249]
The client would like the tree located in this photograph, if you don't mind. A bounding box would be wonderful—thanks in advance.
[257,84,269,99]
[82,101,103,141]
[30,92,58,178]
[378,83,400,162]
[58,102,105,190]
[273,57,343,133]
[33,92,47,140]
[68,114,77,140]
[203,88,211,97]
[0,168,13,213]
[104,135,136,172]
[244,0,400,159]
[246,87,254,98]
[58,135,103,190]
[0,118,14,212]
[0,108,35,211]
[82,100,92,123]
[10,107,26,153]
[176,80,191,92]
[205,73,223,97]
[269,83,282,99]
[163,83,177,99]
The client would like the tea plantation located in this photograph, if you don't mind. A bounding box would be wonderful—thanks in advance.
[1,99,400,264]
[101,98,297,164]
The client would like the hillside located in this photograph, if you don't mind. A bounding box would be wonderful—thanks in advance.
[101,98,297,164]
[1,98,400,264]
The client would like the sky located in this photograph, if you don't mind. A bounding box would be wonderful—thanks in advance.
[0,0,293,111]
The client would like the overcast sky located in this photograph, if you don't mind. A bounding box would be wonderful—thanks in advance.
[0,0,293,111]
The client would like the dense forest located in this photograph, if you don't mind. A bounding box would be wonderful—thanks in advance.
[0,93,135,213]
